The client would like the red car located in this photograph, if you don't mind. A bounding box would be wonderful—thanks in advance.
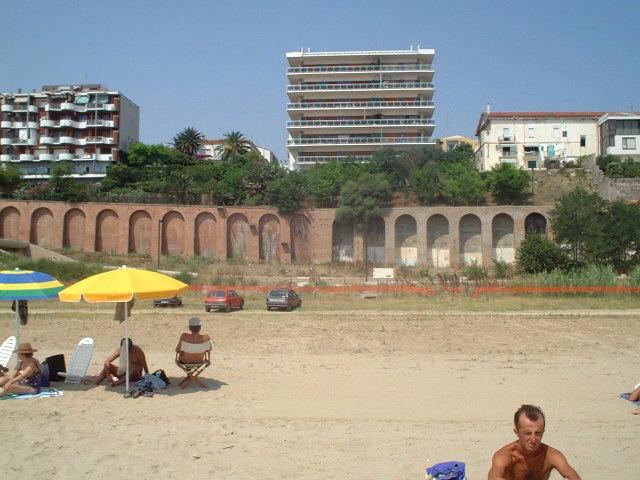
[204,289,244,313]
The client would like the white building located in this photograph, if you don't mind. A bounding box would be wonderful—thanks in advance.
[0,84,139,179]
[196,139,277,164]
[475,111,603,171]
[599,112,640,161]
[286,47,436,170]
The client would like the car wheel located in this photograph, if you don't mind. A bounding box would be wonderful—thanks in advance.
[267,306,272,311]
[205,307,211,312]
[225,305,231,313]
[239,302,244,310]
[286,304,292,312]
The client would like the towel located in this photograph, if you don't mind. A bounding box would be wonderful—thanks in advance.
[0,387,63,400]
[619,393,640,406]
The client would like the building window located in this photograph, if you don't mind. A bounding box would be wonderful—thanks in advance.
[502,127,512,140]
[622,137,636,150]
[553,127,560,138]
[85,166,90,173]
[528,127,535,138]
[562,130,568,138]
[580,135,586,147]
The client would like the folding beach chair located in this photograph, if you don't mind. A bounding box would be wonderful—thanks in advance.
[62,337,94,384]
[175,340,211,389]
[0,336,16,371]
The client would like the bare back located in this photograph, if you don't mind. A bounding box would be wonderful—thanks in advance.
[176,332,211,363]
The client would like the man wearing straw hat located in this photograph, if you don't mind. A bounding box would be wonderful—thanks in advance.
[0,343,44,396]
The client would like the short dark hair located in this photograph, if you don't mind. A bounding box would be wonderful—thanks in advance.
[514,404,545,429]
[189,325,201,333]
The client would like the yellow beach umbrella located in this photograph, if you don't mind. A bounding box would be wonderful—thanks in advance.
[59,266,189,391]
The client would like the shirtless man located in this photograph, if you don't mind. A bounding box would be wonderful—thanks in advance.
[95,338,148,386]
[175,317,211,364]
[488,404,582,480]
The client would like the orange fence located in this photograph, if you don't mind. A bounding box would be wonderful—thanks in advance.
[190,283,438,296]
[470,285,640,298]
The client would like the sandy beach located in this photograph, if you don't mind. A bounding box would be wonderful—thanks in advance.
[1,301,639,479]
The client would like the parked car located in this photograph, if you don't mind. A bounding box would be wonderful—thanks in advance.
[153,296,183,307]
[204,289,244,313]
[266,288,301,311]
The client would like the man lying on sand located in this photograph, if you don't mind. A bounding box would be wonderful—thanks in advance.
[488,404,582,480]
[94,338,148,386]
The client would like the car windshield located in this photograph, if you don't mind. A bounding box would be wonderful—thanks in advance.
[268,290,287,297]
[208,291,226,298]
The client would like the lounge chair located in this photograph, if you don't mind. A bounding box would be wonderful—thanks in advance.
[0,336,16,372]
[60,337,94,384]
[175,340,211,389]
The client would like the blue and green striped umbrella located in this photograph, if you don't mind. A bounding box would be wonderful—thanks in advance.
[0,268,64,348]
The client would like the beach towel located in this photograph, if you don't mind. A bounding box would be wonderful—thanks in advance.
[0,387,63,400]
[619,393,640,406]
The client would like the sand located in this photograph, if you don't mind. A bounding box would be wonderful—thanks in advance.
[1,304,639,479]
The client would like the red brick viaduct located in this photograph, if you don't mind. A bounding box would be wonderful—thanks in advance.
[0,200,550,268]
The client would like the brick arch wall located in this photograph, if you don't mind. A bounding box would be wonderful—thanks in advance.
[0,201,550,268]
[63,208,86,249]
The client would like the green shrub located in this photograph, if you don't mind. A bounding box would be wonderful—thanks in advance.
[626,266,640,286]
[493,260,514,279]
[0,255,103,282]
[171,271,194,285]
[463,261,488,282]
[521,264,617,287]
[516,233,569,274]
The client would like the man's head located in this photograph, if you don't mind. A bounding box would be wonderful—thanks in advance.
[513,404,545,453]
[188,317,202,333]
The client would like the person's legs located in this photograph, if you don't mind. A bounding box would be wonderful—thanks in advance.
[628,386,640,402]
[0,383,35,396]
[95,363,118,385]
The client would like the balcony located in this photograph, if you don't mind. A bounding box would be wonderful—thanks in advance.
[0,154,17,161]
[40,119,55,127]
[287,81,434,92]
[1,105,14,112]
[287,100,434,112]
[0,121,12,128]
[287,63,434,74]
[85,136,114,144]
[287,136,434,146]
[96,154,114,161]
[10,121,39,129]
[287,118,435,128]
[499,157,518,164]
[59,136,83,145]
[0,138,13,146]
[87,102,116,111]
[39,153,56,161]
[58,153,74,161]
[19,153,35,161]
[498,136,515,142]
[13,138,37,146]
[40,136,54,144]
[296,155,372,164]
[12,105,38,113]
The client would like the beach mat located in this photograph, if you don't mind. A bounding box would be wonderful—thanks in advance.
[0,387,63,400]
[619,393,640,406]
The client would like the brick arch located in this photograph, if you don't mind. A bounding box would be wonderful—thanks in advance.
[459,213,482,266]
[227,213,249,259]
[194,212,216,257]
[331,220,353,262]
[525,212,547,235]
[63,208,86,249]
[129,210,152,254]
[0,206,21,239]
[161,211,185,256]
[259,214,280,262]
[492,213,515,264]
[95,209,119,252]
[395,214,417,266]
[30,207,55,248]
[427,214,450,268]
[290,214,311,262]
[366,215,385,264]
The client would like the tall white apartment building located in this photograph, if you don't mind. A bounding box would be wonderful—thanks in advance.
[475,111,603,171]
[286,47,435,170]
[0,84,139,179]
[598,112,640,161]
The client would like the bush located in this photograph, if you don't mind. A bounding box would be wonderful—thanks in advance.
[0,255,103,282]
[462,261,488,282]
[626,265,640,286]
[493,260,514,279]
[487,163,531,204]
[521,265,617,287]
[171,271,194,285]
[544,158,560,169]
[516,233,569,274]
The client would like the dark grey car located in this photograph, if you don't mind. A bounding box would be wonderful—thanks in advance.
[266,288,301,311]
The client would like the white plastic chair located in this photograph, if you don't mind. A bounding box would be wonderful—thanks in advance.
[0,336,16,370]
[62,337,94,384]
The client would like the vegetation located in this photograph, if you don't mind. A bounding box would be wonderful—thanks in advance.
[173,127,204,156]
[486,163,531,204]
[516,233,569,274]
[221,131,253,161]
[597,154,640,178]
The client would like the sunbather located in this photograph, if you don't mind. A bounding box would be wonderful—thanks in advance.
[0,343,43,396]
[94,338,148,386]
[175,317,211,364]
[628,383,640,415]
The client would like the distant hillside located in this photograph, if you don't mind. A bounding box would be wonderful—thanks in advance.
[530,168,600,206]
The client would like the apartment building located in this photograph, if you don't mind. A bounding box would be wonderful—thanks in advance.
[475,111,603,171]
[0,84,139,179]
[437,135,478,152]
[599,112,640,161]
[286,47,435,170]
[196,139,278,164]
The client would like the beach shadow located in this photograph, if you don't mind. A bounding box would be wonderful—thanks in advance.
[48,381,97,392]
[155,376,227,396]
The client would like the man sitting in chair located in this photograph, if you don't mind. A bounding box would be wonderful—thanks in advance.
[175,317,211,389]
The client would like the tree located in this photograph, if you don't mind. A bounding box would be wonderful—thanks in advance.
[439,161,485,205]
[516,233,569,274]
[0,164,22,197]
[410,160,442,204]
[221,131,252,161]
[550,188,608,264]
[487,163,531,204]
[49,162,88,202]
[164,171,196,204]
[173,127,204,157]
[264,172,306,214]
[335,173,392,230]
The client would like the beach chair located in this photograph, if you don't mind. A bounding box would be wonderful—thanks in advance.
[62,337,94,384]
[0,336,16,371]
[175,340,211,389]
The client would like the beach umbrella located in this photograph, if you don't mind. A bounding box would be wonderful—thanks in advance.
[0,268,64,348]
[58,266,189,391]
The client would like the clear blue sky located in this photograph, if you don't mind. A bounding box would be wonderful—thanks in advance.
[2,0,639,163]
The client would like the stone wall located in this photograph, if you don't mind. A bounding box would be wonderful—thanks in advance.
[0,200,552,268]
[583,155,640,201]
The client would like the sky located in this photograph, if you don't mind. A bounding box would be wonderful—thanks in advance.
[2,0,639,164]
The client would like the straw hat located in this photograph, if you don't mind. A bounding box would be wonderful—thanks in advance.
[15,343,37,354]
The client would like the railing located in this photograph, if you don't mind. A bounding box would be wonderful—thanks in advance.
[297,155,372,163]
[287,63,433,73]
[288,136,434,145]
[287,82,434,91]
[287,118,435,127]
[498,136,515,142]
[293,49,431,56]
[287,100,435,109]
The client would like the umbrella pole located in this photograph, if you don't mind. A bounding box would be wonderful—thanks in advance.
[124,302,130,392]
[15,306,20,350]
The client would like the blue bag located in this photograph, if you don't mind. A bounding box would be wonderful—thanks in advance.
[426,461,466,480]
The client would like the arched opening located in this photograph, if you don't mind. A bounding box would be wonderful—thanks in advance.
[290,214,311,262]
[427,214,450,268]
[331,220,354,262]
[395,214,417,266]
[194,212,216,257]
[459,214,482,266]
[227,213,249,259]
[492,213,515,264]
[0,206,21,240]
[63,208,86,249]
[129,210,152,254]
[162,211,185,256]
[259,214,280,262]
[95,209,119,252]
[30,207,55,248]
[525,212,547,235]
[366,215,385,264]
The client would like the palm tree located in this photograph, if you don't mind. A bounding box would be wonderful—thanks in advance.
[221,130,253,161]
[173,127,204,157]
